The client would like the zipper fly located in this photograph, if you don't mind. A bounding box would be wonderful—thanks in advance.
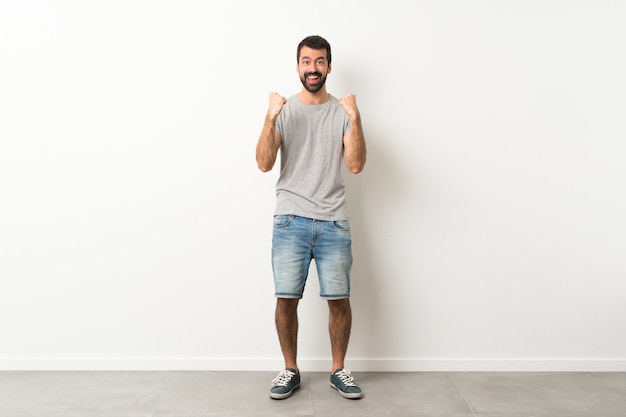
[311,219,321,246]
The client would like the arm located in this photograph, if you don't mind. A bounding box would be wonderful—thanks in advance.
[256,92,286,172]
[340,94,366,174]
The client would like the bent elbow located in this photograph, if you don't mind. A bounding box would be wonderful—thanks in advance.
[257,160,273,172]
[348,163,365,174]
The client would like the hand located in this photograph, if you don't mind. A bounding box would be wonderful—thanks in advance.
[339,94,360,119]
[267,92,287,119]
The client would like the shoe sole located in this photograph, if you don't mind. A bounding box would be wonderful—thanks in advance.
[269,382,300,400]
[330,382,363,399]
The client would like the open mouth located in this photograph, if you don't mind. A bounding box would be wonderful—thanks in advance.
[301,71,325,92]
[305,72,322,83]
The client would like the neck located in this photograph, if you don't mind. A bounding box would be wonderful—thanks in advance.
[298,88,330,105]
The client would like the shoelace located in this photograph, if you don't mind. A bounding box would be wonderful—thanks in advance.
[272,369,296,387]
[334,368,357,387]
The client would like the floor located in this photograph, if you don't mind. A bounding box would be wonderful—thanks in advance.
[1,371,625,416]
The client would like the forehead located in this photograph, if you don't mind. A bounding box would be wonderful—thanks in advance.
[299,46,328,61]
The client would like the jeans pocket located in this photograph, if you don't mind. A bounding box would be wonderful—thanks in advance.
[273,215,292,228]
[332,220,351,231]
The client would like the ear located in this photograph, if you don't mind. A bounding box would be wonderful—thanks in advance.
[327,63,332,74]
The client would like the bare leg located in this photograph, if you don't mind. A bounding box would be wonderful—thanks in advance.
[328,298,352,372]
[275,298,300,371]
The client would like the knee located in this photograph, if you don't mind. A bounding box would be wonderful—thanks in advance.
[328,298,351,313]
[277,298,299,313]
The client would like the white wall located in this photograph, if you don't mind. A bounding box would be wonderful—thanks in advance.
[1,0,625,371]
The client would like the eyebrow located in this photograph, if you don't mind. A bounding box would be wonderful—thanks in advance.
[300,56,326,62]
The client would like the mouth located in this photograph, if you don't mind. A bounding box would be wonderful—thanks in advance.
[305,72,322,83]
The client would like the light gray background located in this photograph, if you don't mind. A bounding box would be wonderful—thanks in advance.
[1,0,625,371]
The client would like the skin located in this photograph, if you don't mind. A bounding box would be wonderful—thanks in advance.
[256,45,366,373]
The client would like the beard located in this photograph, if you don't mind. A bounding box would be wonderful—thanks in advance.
[300,71,327,93]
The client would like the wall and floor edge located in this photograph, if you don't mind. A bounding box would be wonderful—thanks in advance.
[1,358,625,372]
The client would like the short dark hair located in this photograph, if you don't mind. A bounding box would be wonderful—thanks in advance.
[297,35,332,64]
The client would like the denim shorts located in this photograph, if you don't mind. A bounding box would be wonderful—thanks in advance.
[272,215,353,300]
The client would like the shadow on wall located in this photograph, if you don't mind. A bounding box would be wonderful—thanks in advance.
[344,125,414,357]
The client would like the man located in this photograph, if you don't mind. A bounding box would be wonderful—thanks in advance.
[256,35,366,400]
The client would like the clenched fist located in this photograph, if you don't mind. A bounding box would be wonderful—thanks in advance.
[267,92,287,120]
[339,94,360,119]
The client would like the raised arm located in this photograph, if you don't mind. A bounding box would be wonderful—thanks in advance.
[256,92,286,172]
[339,94,366,174]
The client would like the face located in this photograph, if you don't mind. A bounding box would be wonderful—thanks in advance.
[297,46,331,93]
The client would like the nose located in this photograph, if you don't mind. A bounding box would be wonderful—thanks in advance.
[310,63,323,75]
